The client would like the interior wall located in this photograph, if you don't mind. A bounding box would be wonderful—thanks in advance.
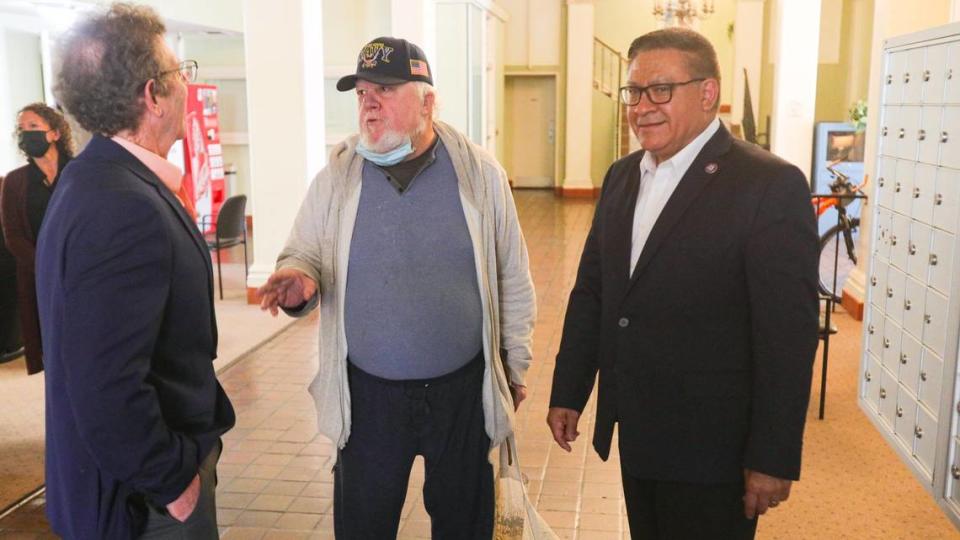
[593,0,737,107]
[0,28,44,176]
[501,0,563,185]
[813,0,874,125]
[591,90,617,189]
[321,0,391,148]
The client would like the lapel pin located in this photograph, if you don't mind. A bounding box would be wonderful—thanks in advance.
[705,162,719,174]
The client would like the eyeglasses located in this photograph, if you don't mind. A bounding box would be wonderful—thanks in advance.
[156,60,199,84]
[618,78,705,106]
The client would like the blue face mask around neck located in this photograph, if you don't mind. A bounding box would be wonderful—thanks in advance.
[356,137,415,166]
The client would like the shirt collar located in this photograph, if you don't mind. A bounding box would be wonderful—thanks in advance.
[111,135,183,194]
[639,117,721,177]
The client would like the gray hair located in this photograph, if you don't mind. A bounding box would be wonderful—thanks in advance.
[55,3,169,136]
[412,81,439,121]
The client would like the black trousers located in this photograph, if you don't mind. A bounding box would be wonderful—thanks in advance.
[334,352,493,539]
[622,469,758,540]
[139,441,221,539]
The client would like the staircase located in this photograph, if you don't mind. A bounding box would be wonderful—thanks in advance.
[593,38,631,159]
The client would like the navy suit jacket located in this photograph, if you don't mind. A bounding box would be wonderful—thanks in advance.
[550,125,819,484]
[36,135,235,539]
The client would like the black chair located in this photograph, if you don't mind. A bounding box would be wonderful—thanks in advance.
[202,195,248,300]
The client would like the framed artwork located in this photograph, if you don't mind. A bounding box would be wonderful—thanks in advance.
[812,122,865,194]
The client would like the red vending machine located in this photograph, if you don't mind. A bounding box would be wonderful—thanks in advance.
[182,83,225,225]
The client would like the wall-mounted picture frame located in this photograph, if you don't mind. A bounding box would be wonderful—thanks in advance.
[812,122,865,194]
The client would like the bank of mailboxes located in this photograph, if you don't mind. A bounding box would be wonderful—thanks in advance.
[859,23,960,529]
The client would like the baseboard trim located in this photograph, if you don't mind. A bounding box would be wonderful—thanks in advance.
[841,289,864,321]
[556,186,600,198]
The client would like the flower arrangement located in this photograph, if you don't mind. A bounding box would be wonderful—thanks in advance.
[849,99,868,132]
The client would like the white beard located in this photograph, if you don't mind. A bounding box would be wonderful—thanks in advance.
[359,115,427,153]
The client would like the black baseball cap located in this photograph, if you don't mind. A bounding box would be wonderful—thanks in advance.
[336,37,434,91]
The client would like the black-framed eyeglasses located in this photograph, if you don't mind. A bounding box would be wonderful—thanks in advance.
[618,78,705,106]
[156,60,199,84]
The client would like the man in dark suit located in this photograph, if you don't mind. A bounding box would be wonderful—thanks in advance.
[35,5,233,539]
[547,28,819,539]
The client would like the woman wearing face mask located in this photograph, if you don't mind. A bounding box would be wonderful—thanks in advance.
[0,102,74,374]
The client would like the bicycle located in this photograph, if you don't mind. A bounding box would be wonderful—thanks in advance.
[814,163,867,302]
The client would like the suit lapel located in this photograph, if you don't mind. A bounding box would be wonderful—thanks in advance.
[625,125,734,295]
[89,136,214,277]
[610,159,644,296]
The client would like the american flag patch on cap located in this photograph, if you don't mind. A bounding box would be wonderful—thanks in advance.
[410,59,429,77]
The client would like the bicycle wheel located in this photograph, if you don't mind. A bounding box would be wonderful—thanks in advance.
[819,218,860,301]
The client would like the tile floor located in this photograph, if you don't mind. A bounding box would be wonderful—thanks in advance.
[1,190,959,539]
[0,243,293,513]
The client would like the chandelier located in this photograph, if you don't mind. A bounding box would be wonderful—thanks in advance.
[652,0,715,28]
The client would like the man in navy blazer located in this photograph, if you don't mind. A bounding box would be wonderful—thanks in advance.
[36,5,233,538]
[547,29,819,539]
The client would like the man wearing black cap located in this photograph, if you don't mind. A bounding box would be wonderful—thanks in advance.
[258,37,536,538]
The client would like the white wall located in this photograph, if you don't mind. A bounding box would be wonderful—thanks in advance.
[500,0,561,66]
[0,28,44,175]
[594,0,737,106]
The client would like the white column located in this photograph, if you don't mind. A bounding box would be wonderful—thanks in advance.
[391,0,437,67]
[769,0,822,180]
[563,0,594,195]
[732,0,764,128]
[242,0,326,301]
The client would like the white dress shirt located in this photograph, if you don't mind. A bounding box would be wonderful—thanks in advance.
[630,118,721,275]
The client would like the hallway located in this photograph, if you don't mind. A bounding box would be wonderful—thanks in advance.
[0,190,957,539]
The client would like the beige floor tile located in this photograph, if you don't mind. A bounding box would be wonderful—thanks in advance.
[220,526,268,540]
[223,478,271,494]
[287,496,332,514]
[579,512,622,532]
[577,529,623,540]
[6,192,960,540]
[234,510,283,528]
[535,495,580,513]
[247,494,295,512]
[540,510,577,530]
[219,492,258,510]
[272,512,321,531]
[262,531,312,540]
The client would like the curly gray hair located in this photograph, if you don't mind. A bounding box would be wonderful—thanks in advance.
[54,3,171,136]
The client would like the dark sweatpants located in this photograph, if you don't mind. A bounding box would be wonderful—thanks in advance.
[334,352,493,539]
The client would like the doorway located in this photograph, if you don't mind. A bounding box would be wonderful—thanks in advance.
[504,75,556,188]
